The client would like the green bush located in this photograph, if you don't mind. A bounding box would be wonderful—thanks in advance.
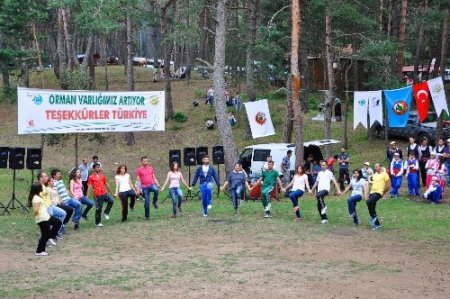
[173,112,188,123]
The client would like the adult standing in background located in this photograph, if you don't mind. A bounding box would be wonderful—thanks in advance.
[443,139,450,185]
[89,156,102,170]
[418,138,432,187]
[338,147,350,190]
[434,139,446,158]
[361,162,373,181]
[78,158,90,196]
[135,156,161,220]
[281,150,293,187]
[386,141,402,162]
[405,137,419,159]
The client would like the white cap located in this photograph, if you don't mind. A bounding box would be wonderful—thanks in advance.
[390,141,396,145]
[364,162,370,166]
[394,152,400,156]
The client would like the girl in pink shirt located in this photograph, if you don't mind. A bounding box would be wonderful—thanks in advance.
[161,162,191,217]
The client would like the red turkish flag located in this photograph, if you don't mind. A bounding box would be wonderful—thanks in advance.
[413,82,430,123]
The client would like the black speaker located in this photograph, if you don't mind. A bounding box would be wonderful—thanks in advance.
[9,147,25,170]
[0,147,8,168]
[212,145,224,165]
[27,148,42,170]
[169,149,181,167]
[196,146,209,165]
[183,147,196,166]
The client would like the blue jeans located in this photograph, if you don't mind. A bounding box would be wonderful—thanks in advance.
[142,184,159,219]
[390,175,402,196]
[407,173,419,196]
[64,197,82,224]
[200,182,214,215]
[289,189,304,218]
[446,161,450,185]
[79,196,94,218]
[169,187,183,215]
[230,184,244,210]
[347,194,362,224]
[47,205,66,224]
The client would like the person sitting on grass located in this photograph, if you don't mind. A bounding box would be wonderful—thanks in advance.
[221,162,251,215]
[161,162,192,218]
[423,176,442,204]
[342,169,368,225]
[28,182,61,256]
[252,161,283,218]
[281,164,311,222]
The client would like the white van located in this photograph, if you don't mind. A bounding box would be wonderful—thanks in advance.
[444,69,450,83]
[239,139,341,178]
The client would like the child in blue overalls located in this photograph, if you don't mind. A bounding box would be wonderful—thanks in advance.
[404,152,420,199]
[389,152,403,198]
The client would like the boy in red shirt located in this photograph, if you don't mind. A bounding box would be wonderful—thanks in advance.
[87,163,114,227]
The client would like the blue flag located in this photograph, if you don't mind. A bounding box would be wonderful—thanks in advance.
[384,86,413,128]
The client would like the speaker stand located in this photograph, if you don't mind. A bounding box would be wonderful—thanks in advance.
[185,165,194,200]
[0,201,9,215]
[2,169,29,215]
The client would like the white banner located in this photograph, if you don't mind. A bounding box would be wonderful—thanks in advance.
[244,99,275,139]
[427,77,449,117]
[367,90,383,127]
[353,91,369,129]
[17,87,165,134]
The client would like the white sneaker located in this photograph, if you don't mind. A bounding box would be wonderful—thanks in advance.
[264,203,272,212]
[96,223,104,227]
[207,204,212,210]
[320,206,328,215]
[47,239,57,246]
[321,219,328,224]
[104,214,110,220]
[203,214,208,217]
[35,252,48,256]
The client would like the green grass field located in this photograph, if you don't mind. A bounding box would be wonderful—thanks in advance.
[1,67,450,298]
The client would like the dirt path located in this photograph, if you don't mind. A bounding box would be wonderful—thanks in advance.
[1,218,449,298]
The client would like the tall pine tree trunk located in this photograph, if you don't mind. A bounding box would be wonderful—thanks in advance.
[413,0,427,82]
[397,0,408,77]
[283,79,294,143]
[244,0,259,139]
[299,0,309,113]
[125,12,136,146]
[214,0,238,174]
[436,8,449,140]
[291,0,304,166]
[324,13,336,158]
[161,1,175,119]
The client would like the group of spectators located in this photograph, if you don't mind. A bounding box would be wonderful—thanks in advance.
[203,87,241,129]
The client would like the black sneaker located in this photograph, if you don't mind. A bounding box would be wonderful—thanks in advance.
[74,223,79,230]
[153,202,159,209]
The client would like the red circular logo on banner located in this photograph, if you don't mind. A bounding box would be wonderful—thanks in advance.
[255,112,267,125]
[393,101,408,115]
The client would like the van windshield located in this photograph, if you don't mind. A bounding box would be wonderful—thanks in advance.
[253,149,271,161]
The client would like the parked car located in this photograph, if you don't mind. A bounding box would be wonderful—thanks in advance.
[238,139,341,178]
[374,111,450,143]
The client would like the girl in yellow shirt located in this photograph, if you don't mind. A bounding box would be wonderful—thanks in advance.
[28,182,61,256]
